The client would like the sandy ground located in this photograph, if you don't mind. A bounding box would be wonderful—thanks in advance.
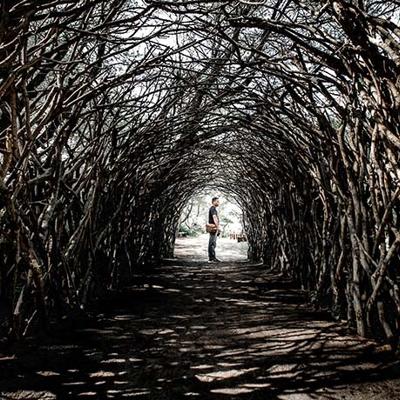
[173,234,249,262]
[1,237,400,399]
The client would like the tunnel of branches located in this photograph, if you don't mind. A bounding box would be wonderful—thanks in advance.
[0,0,400,351]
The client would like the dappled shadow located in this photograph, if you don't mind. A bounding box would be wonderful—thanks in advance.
[1,262,400,399]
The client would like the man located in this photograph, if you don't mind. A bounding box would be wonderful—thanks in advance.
[208,197,221,263]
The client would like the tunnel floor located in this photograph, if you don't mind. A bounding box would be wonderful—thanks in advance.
[1,240,400,399]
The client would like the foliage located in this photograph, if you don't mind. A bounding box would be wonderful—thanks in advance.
[178,224,202,237]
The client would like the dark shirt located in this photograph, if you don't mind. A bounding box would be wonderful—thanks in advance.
[209,206,218,224]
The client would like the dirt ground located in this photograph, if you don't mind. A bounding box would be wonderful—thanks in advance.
[1,237,400,399]
[173,234,249,262]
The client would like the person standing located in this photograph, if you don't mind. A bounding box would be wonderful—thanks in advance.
[208,197,221,262]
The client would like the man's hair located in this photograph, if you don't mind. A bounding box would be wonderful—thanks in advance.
[212,197,219,203]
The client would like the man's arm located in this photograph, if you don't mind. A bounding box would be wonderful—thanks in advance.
[213,214,219,229]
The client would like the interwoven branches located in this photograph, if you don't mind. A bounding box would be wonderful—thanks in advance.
[0,0,399,349]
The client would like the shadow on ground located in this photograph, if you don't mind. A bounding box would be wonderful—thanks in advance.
[1,260,400,399]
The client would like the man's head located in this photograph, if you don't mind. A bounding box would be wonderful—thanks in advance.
[212,197,220,207]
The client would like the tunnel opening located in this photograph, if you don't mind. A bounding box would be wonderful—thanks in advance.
[173,191,249,262]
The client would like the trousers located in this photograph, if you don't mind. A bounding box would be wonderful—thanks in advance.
[208,232,217,260]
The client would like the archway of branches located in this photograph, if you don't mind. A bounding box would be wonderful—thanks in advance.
[1,1,399,351]
[130,127,291,266]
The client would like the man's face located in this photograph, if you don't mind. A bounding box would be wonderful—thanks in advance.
[213,199,220,207]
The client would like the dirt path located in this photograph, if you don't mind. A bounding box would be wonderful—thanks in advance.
[1,240,399,399]
[173,234,248,262]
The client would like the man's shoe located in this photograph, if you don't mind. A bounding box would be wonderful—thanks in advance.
[208,259,217,263]
[213,258,222,263]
